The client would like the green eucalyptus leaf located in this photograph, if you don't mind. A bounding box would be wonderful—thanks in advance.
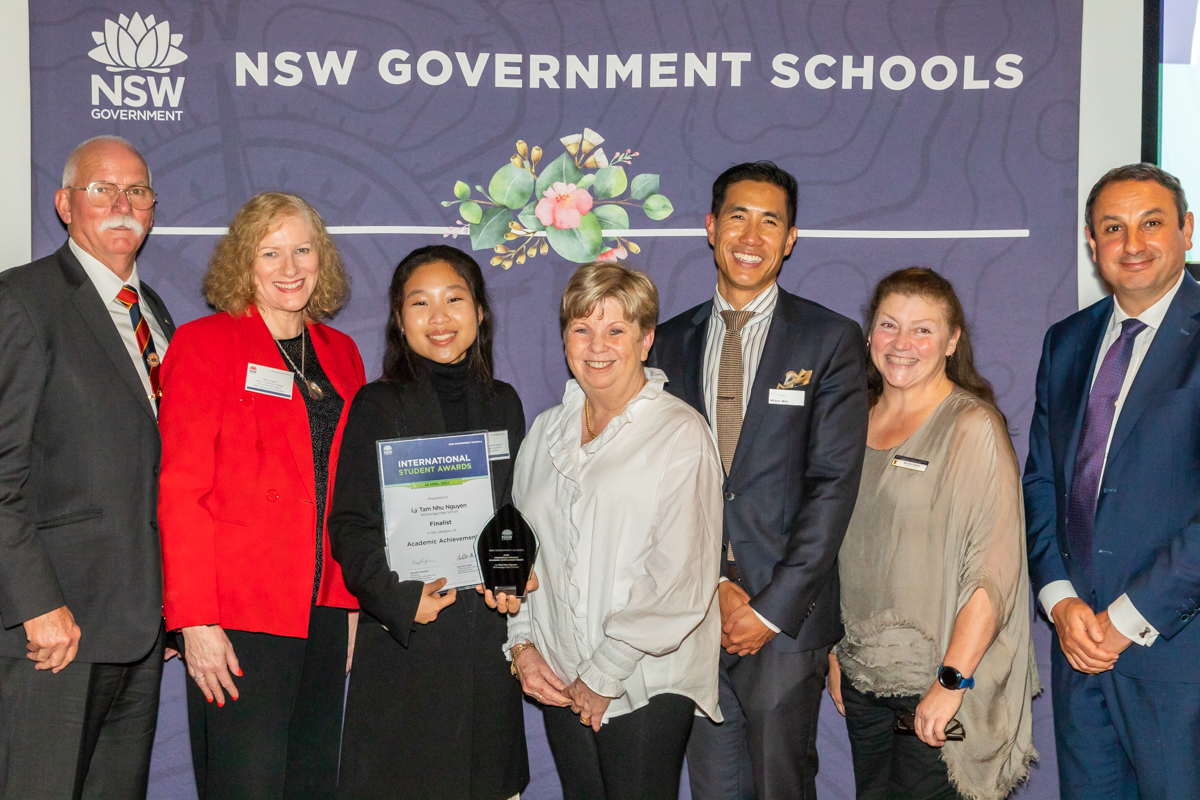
[576,174,596,189]
[459,200,483,225]
[454,180,471,200]
[630,173,659,200]
[519,201,546,232]
[488,164,535,210]
[535,152,584,197]
[591,204,630,231]
[592,166,627,200]
[641,194,674,221]
[441,200,458,207]
[545,212,603,263]
[470,206,510,250]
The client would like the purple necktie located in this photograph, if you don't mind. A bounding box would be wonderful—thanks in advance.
[1066,317,1146,584]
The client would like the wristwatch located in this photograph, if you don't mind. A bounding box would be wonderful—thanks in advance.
[937,664,975,691]
[509,641,536,677]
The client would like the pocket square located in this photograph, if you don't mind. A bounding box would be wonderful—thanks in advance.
[778,369,812,389]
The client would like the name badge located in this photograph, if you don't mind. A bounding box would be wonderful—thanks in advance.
[890,455,928,472]
[245,363,294,399]
[487,429,511,461]
[768,388,805,407]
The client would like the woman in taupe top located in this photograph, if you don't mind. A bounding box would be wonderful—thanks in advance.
[827,268,1038,800]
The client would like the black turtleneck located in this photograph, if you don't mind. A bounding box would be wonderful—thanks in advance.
[422,356,472,432]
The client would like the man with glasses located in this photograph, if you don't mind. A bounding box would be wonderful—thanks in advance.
[0,136,174,798]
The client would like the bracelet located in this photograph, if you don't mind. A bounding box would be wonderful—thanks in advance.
[509,641,536,677]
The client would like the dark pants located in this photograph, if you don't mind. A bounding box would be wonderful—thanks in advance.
[186,606,348,800]
[687,645,829,800]
[1051,633,1200,800]
[543,693,695,800]
[840,677,965,800]
[0,624,164,800]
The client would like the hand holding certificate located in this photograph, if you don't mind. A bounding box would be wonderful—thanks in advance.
[376,431,494,588]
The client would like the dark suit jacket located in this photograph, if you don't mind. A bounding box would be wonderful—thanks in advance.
[651,287,869,652]
[0,242,174,663]
[328,377,529,799]
[1025,273,1200,682]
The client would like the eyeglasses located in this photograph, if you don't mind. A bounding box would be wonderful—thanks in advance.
[66,181,156,210]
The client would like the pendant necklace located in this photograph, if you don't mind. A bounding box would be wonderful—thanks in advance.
[276,327,324,401]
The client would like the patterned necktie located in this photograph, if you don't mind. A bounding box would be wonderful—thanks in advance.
[1066,317,1146,584]
[116,284,162,407]
[716,309,754,474]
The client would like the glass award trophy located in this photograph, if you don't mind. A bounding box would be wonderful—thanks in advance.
[476,502,538,597]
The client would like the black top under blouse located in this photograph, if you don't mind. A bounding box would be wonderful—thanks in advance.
[277,330,344,600]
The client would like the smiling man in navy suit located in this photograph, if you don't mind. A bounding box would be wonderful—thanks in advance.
[1024,163,1200,799]
[651,162,868,800]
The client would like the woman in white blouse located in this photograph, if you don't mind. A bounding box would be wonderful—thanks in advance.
[505,261,724,799]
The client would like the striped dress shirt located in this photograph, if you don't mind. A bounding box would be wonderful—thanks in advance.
[701,282,778,437]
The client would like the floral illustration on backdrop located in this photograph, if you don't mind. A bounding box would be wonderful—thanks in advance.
[443,128,674,267]
[88,13,188,73]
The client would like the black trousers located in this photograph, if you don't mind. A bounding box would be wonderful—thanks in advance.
[0,624,164,800]
[543,693,696,800]
[186,606,348,800]
[841,677,966,800]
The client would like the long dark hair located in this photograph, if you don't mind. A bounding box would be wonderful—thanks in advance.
[864,267,996,409]
[381,245,495,388]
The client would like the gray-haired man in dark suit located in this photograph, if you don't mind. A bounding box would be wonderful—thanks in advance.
[0,136,174,799]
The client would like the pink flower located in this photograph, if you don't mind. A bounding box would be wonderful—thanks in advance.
[535,182,593,230]
[598,244,628,261]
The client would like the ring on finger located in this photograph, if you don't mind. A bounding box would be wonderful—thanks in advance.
[580,715,591,725]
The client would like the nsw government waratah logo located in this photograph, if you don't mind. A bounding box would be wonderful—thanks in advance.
[88,13,187,72]
[88,13,187,121]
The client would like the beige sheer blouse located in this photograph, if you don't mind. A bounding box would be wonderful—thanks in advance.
[836,386,1040,800]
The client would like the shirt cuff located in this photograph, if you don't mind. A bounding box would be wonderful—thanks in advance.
[503,621,533,660]
[1108,593,1159,647]
[1038,580,1079,623]
[577,637,644,699]
[750,605,781,633]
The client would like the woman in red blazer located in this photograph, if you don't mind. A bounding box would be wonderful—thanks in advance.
[158,192,365,800]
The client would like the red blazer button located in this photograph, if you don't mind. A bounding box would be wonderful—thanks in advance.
[266,490,279,501]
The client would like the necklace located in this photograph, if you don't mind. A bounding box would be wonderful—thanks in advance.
[584,398,596,439]
[276,328,324,401]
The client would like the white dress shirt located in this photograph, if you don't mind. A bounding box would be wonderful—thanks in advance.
[1039,269,1186,646]
[506,369,724,722]
[70,238,168,416]
[703,283,782,632]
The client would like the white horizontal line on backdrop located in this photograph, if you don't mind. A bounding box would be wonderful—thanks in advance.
[150,226,1030,239]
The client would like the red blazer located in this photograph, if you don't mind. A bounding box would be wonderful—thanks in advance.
[159,306,365,637]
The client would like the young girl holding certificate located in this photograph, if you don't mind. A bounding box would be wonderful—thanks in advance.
[328,245,529,800]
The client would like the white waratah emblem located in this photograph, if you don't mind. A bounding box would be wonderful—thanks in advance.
[88,13,187,73]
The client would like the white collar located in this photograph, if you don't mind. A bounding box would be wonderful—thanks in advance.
[69,237,140,305]
[713,282,778,316]
[1110,268,1186,332]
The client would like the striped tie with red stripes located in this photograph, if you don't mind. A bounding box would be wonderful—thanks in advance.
[116,284,162,406]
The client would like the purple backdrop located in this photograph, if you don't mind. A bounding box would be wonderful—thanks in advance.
[29,1,1081,797]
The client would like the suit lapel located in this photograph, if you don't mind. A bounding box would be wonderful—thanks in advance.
[678,303,711,419]
[139,281,176,341]
[1061,301,1110,494]
[1105,277,1200,467]
[727,292,795,481]
[240,306,315,502]
[61,246,157,423]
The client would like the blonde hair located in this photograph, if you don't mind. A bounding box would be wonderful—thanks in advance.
[559,261,659,337]
[203,192,349,321]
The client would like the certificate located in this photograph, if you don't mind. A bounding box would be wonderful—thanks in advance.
[377,431,494,588]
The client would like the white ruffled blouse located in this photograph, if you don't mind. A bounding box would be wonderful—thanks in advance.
[505,368,724,723]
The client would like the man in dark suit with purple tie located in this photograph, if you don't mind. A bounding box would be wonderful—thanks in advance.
[1024,162,1200,800]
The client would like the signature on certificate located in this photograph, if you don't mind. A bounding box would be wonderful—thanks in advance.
[413,557,434,567]
[457,552,475,561]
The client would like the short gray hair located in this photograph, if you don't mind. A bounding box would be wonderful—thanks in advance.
[62,135,152,188]
[560,261,659,338]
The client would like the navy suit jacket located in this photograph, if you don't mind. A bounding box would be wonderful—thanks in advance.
[650,287,868,652]
[1024,273,1200,681]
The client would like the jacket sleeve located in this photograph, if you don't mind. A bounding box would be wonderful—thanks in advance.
[1022,327,1071,596]
[0,285,65,627]
[158,325,229,630]
[327,389,423,646]
[751,320,869,636]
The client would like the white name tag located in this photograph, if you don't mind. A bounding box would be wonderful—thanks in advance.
[891,455,929,472]
[487,429,511,461]
[768,388,805,407]
[245,363,294,399]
